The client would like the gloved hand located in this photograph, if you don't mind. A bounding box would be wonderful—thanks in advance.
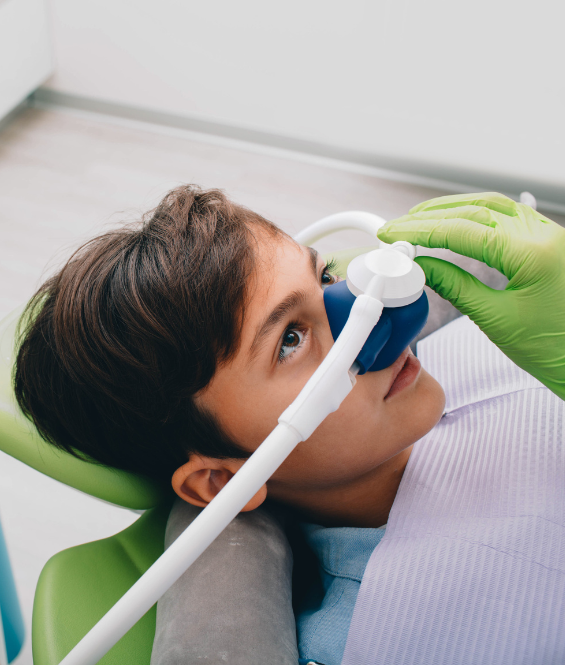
[377,192,565,400]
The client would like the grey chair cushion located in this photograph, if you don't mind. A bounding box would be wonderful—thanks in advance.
[151,249,507,664]
[150,500,298,665]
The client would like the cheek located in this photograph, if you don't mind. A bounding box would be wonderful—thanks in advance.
[271,368,445,489]
[228,356,330,449]
[275,388,386,486]
[209,366,320,451]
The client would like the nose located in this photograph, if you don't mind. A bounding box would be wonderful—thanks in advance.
[323,280,429,374]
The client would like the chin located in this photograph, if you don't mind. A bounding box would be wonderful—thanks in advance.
[413,368,445,433]
[385,367,445,445]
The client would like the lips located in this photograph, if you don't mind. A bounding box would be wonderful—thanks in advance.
[384,348,421,401]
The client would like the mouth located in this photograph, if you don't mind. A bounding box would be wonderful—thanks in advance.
[384,348,421,401]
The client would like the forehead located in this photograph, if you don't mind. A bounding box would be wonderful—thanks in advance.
[253,230,308,273]
[243,234,316,324]
[251,228,317,285]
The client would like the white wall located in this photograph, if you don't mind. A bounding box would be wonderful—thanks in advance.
[0,0,52,120]
[44,0,565,203]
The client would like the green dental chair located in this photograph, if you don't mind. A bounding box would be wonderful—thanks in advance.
[0,247,366,665]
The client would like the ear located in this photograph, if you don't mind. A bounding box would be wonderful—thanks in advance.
[171,456,267,512]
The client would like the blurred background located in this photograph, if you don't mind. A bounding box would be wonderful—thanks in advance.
[1,0,564,662]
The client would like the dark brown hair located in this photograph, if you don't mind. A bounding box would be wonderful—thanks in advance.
[14,185,281,483]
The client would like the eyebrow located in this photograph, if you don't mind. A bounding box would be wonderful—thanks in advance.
[248,246,320,360]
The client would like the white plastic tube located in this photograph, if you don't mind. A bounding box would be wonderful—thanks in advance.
[293,211,387,246]
[58,294,385,665]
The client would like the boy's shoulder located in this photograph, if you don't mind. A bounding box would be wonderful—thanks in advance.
[417,316,543,412]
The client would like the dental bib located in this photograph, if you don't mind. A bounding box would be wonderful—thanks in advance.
[342,316,565,665]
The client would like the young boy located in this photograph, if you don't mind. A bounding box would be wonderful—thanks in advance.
[15,184,445,525]
[14,185,565,665]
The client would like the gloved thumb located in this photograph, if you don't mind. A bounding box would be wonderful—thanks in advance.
[415,256,500,319]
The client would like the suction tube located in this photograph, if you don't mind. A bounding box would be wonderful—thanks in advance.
[58,213,424,665]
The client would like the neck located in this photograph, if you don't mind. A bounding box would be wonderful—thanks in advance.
[271,445,413,528]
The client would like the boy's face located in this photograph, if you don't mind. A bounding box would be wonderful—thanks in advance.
[195,232,445,510]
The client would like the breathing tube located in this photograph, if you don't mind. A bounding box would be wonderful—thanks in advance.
[59,212,429,665]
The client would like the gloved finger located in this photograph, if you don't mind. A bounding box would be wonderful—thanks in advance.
[387,205,502,228]
[415,256,502,321]
[408,192,518,217]
[378,218,509,277]
[390,205,559,243]
[521,205,556,226]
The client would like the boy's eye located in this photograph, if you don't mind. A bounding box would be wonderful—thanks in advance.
[321,258,339,289]
[321,269,337,289]
[278,328,305,362]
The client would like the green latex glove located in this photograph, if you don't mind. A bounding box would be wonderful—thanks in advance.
[377,192,565,400]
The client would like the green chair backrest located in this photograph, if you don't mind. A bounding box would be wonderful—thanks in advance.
[0,245,372,665]
[32,501,173,665]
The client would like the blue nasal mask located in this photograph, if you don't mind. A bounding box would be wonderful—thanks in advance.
[324,282,428,373]
[323,243,429,374]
